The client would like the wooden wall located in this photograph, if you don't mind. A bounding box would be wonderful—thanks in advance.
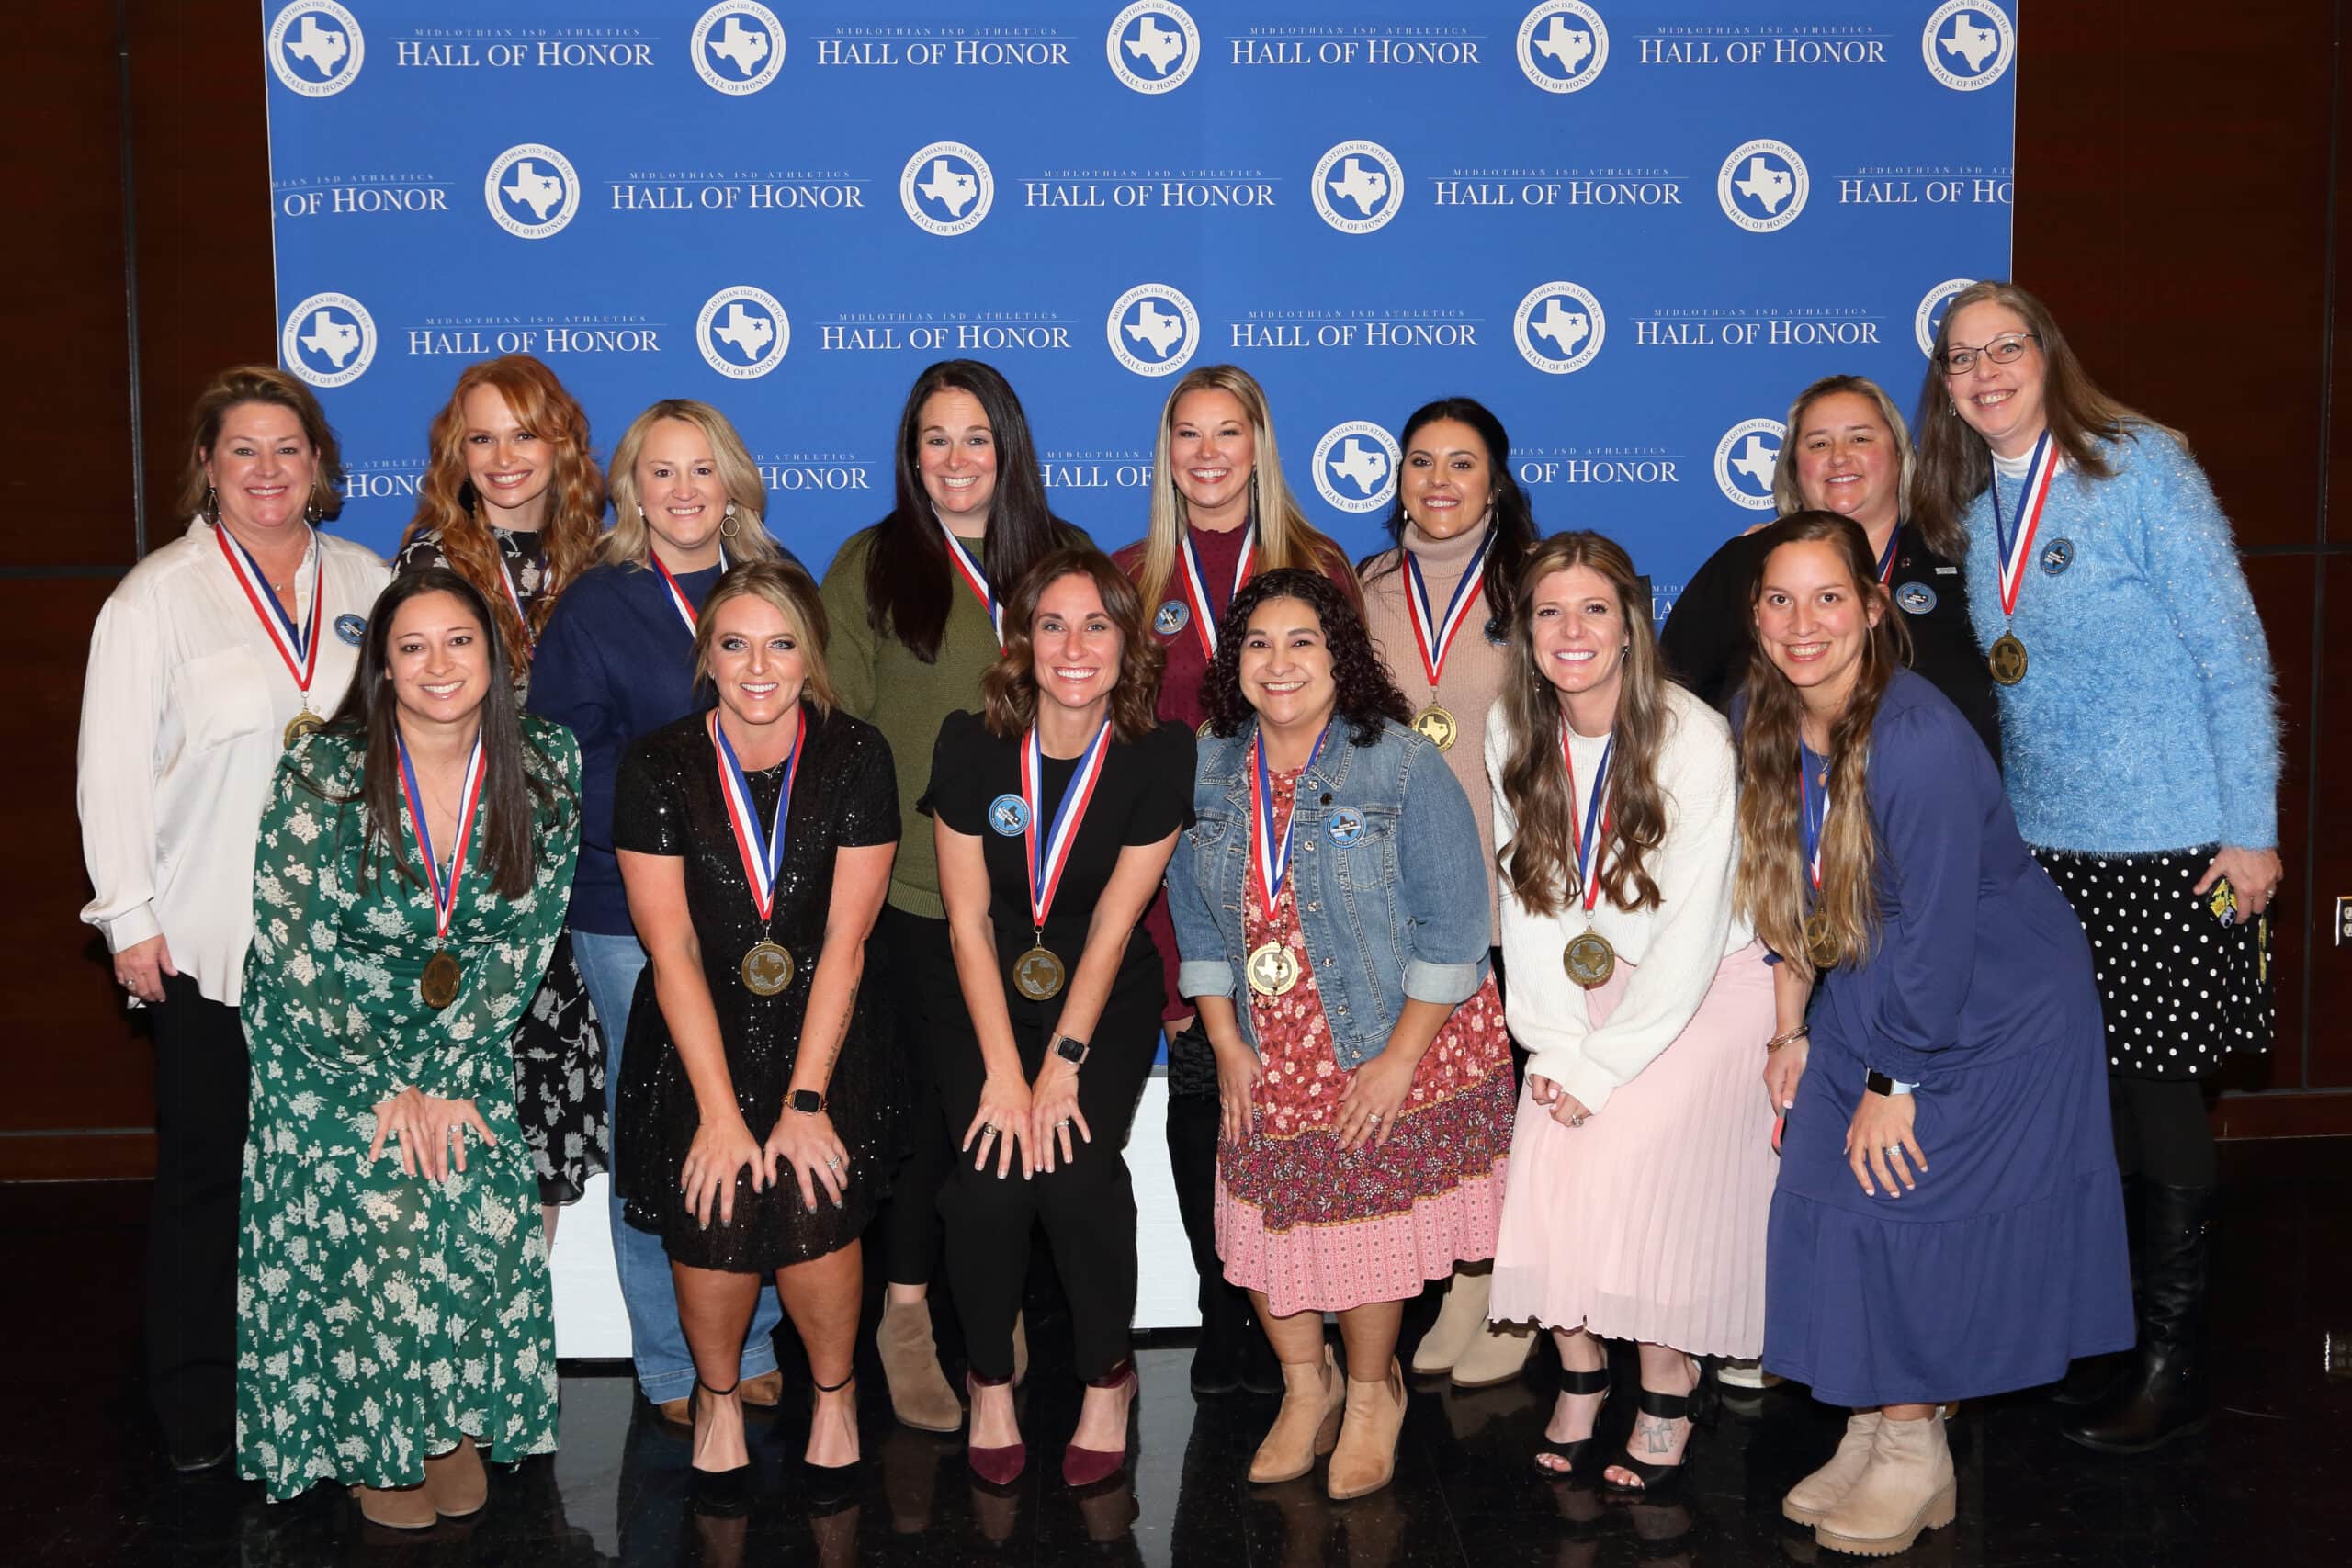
[6,4,2345,1177]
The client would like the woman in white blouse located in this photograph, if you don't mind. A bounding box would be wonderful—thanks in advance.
[76,366,390,1472]
[1482,532,1778,1494]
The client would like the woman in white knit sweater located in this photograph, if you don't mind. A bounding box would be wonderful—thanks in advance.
[1483,531,1779,1493]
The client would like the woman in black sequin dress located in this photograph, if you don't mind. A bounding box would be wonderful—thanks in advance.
[613,561,899,1493]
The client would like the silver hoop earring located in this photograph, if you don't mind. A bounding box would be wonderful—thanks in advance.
[720,503,741,540]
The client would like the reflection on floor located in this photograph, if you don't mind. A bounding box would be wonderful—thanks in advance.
[9,1136,2349,1565]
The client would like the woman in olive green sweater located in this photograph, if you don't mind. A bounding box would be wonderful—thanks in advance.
[819,358,1088,1430]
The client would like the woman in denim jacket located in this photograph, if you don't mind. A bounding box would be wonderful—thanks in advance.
[1168,568,1515,1502]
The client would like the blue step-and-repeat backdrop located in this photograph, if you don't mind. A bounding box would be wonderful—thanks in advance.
[262,1,2018,620]
[261,2,2018,1343]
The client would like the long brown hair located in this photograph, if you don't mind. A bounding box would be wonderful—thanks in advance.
[401,356,606,677]
[980,547,1164,742]
[1494,533,1668,917]
[1911,280,2184,547]
[862,360,1070,663]
[322,568,557,900]
[1731,513,1911,975]
[177,366,346,522]
[1133,364,1355,611]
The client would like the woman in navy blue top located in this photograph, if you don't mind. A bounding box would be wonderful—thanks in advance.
[527,397,797,1419]
[1734,513,2131,1559]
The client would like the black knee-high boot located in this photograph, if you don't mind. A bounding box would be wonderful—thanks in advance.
[2063,1183,2212,1452]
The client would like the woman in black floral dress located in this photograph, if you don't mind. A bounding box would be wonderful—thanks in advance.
[398,354,612,1233]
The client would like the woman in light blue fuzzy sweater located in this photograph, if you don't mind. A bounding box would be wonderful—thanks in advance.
[1913,281,2279,1461]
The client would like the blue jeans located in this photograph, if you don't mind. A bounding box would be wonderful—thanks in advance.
[573,927,782,1404]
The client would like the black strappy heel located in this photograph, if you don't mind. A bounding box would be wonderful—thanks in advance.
[1602,1359,1715,1496]
[799,1371,861,1511]
[1532,1364,1612,1476]
[689,1376,753,1516]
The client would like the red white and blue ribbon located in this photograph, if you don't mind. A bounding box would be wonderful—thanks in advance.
[1403,530,1494,689]
[396,728,487,941]
[1799,754,1831,894]
[650,544,729,636]
[709,709,801,923]
[1560,725,1613,918]
[937,520,1005,648]
[1022,718,1114,931]
[1249,723,1329,919]
[1989,431,2060,620]
[1176,522,1255,660]
[1874,524,1904,587]
[212,522,322,703]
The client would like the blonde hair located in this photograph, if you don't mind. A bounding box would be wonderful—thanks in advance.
[1134,365,1353,610]
[604,399,784,569]
[1768,374,1945,557]
[691,559,837,716]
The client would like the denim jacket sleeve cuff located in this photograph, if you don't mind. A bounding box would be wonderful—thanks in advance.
[1401,955,1481,1008]
[1178,959,1236,999]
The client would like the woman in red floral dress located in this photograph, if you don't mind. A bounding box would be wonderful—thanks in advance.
[1168,568,1513,1502]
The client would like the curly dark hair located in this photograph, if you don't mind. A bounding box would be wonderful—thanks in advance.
[1202,567,1410,748]
[980,547,1165,742]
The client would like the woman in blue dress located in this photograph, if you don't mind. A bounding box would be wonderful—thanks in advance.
[1733,513,2131,1558]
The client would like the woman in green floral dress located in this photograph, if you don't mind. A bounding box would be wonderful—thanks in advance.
[236,568,580,1525]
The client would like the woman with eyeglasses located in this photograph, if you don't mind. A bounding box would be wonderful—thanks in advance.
[1913,280,2279,1456]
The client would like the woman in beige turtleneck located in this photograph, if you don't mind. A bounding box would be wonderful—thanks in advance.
[1356,397,1542,1386]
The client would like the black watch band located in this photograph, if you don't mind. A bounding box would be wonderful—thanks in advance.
[790,1088,826,1115]
[1864,1069,1897,1097]
[1053,1033,1089,1066]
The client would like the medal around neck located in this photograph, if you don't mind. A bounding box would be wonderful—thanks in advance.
[1012,717,1114,1005]
[1986,433,2059,688]
[1559,724,1616,989]
[1247,940,1300,996]
[1411,703,1457,751]
[1799,755,1838,968]
[396,728,486,1011]
[709,709,803,998]
[283,709,326,750]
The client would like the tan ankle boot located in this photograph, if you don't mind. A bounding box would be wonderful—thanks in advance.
[1781,1411,1881,1525]
[1326,1358,1407,1501]
[350,1482,436,1530]
[1450,1318,1537,1389]
[1409,1269,1491,1375]
[1249,1346,1345,1483]
[1815,1414,1956,1557]
[879,1296,965,1433]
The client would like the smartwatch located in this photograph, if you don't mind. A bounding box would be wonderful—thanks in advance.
[1863,1069,1915,1097]
[1053,1033,1090,1067]
[790,1089,827,1115]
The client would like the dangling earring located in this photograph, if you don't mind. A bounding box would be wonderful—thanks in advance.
[203,483,220,524]
[720,502,741,540]
[303,485,324,525]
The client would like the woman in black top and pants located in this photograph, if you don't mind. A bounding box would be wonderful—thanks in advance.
[929,547,1194,1490]
[1661,373,1999,763]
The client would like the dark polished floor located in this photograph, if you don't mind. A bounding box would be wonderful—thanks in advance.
[10,1137,2352,1566]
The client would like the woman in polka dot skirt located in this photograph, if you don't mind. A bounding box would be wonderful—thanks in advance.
[1914,282,2282,1454]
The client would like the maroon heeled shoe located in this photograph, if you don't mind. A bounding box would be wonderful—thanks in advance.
[966,1370,1026,1487]
[1061,1359,1139,1488]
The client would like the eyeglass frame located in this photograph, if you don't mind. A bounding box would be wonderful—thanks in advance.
[1939,332,2041,377]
